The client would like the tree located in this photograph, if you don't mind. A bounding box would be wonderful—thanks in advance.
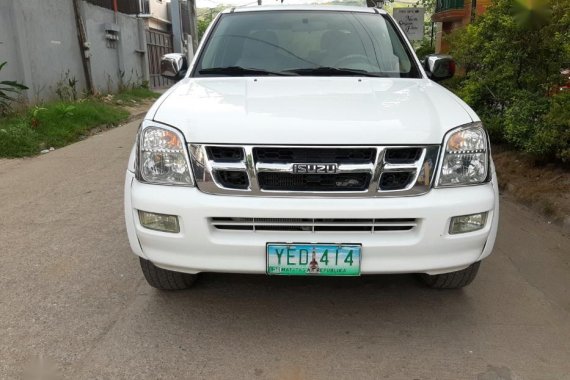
[446,0,570,161]
[197,7,225,41]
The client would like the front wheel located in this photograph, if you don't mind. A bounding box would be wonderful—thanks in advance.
[139,258,197,290]
[419,262,481,289]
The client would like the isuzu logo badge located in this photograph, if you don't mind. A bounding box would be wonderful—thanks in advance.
[292,163,338,174]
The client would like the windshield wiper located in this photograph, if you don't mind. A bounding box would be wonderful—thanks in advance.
[284,67,386,77]
[198,66,295,76]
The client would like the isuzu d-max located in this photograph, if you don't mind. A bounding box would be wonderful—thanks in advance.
[124,5,499,290]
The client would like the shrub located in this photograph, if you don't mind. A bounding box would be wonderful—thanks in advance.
[502,91,570,162]
[445,0,570,162]
[0,122,40,157]
[544,92,570,162]
[415,39,435,61]
[504,91,551,156]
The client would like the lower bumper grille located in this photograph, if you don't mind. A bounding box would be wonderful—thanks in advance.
[257,172,370,192]
[210,217,418,232]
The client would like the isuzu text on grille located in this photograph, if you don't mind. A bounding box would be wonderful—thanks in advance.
[292,163,338,174]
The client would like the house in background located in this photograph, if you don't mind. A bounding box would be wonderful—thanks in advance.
[139,0,171,32]
[432,0,491,53]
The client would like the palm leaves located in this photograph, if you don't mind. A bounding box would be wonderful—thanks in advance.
[0,62,28,115]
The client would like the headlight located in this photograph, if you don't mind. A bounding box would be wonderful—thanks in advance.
[437,123,489,187]
[138,124,194,186]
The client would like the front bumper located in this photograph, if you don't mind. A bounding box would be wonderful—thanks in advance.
[124,171,499,276]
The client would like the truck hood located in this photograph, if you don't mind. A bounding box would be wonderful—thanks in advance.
[151,77,474,145]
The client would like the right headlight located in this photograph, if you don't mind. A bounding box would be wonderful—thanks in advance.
[137,123,194,186]
[436,122,489,187]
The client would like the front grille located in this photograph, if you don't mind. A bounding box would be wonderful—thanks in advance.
[253,147,376,164]
[258,172,370,192]
[189,144,440,197]
[210,217,418,232]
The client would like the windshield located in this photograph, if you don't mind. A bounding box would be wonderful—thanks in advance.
[193,11,421,78]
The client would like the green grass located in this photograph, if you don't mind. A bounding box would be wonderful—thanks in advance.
[114,87,160,103]
[0,99,129,158]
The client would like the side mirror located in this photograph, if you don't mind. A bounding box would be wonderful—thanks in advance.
[424,54,456,82]
[160,53,188,81]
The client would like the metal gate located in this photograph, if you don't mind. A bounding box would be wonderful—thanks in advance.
[146,29,174,88]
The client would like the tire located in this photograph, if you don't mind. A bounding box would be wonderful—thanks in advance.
[139,258,197,290]
[419,261,481,289]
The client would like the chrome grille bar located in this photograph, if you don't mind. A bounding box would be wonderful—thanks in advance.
[255,162,375,173]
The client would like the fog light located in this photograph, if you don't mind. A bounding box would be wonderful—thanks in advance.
[138,211,180,233]
[449,212,488,234]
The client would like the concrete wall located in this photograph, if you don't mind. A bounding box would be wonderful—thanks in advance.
[82,1,146,93]
[0,1,24,91]
[0,0,88,101]
[0,0,148,103]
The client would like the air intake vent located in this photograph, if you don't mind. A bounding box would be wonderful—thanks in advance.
[210,217,418,232]
[258,173,370,192]
[206,146,244,162]
[384,148,422,164]
[215,171,249,189]
[379,171,414,191]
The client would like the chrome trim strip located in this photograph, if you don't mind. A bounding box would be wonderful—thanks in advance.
[255,162,375,174]
[367,147,386,192]
[244,146,261,192]
[190,144,440,197]
[211,221,418,227]
[209,217,419,233]
[210,161,247,171]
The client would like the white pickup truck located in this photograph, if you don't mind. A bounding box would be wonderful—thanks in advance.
[124,5,499,290]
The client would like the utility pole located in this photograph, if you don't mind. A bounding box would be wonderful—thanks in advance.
[72,0,94,94]
[112,0,125,87]
[187,0,199,51]
[171,0,183,53]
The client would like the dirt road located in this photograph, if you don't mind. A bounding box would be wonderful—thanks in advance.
[1,117,569,379]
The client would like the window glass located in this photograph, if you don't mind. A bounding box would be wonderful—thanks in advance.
[195,11,420,78]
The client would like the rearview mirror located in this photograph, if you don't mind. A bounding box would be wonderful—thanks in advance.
[160,53,188,81]
[424,54,456,82]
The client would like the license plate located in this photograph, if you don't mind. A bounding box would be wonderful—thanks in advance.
[266,243,361,276]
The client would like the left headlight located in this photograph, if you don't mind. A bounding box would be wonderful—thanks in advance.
[436,122,489,187]
[137,123,194,186]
